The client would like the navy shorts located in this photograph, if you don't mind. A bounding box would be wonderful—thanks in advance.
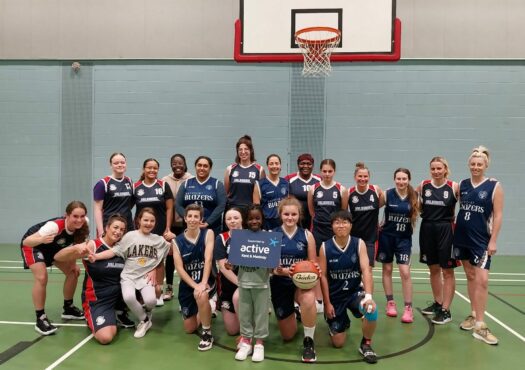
[21,245,61,268]
[419,221,457,268]
[83,298,117,334]
[454,246,491,270]
[270,276,296,320]
[376,233,412,265]
[364,240,377,267]
[325,290,364,335]
[312,224,334,254]
[178,281,217,319]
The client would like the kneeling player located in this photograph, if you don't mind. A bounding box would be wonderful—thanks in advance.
[319,210,378,364]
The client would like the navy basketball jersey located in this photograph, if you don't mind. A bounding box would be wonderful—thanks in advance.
[420,180,457,222]
[181,177,222,229]
[348,185,380,243]
[257,177,289,222]
[93,176,134,228]
[286,173,321,228]
[312,182,343,227]
[275,226,309,268]
[21,217,75,249]
[454,178,498,249]
[324,236,362,301]
[82,239,124,304]
[382,188,413,237]
[227,163,262,207]
[175,230,215,286]
[134,179,173,235]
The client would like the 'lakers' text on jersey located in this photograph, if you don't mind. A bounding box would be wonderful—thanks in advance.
[93,176,134,227]
[324,237,362,301]
[227,163,262,207]
[348,185,380,243]
[419,180,457,222]
[454,178,498,249]
[382,188,413,237]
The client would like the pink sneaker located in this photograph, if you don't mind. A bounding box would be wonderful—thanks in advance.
[386,300,397,317]
[401,305,414,323]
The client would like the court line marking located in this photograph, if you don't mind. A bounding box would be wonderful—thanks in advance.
[0,321,86,327]
[454,290,525,342]
[371,276,525,283]
[45,334,93,370]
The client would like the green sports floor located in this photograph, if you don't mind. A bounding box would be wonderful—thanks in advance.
[0,244,523,370]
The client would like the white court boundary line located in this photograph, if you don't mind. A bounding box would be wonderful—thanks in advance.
[454,290,525,342]
[0,320,86,327]
[45,334,93,370]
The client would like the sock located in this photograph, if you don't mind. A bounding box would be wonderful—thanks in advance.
[386,295,394,301]
[435,301,442,307]
[361,336,371,346]
[36,309,45,319]
[202,325,211,334]
[255,338,264,345]
[63,299,73,308]
[404,302,412,307]
[304,325,315,339]
[475,321,483,329]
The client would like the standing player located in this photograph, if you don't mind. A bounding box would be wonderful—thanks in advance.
[93,152,134,237]
[376,168,419,323]
[417,157,459,324]
[286,153,321,229]
[173,204,216,351]
[308,159,348,251]
[253,154,289,230]
[271,197,319,363]
[348,162,384,274]
[214,208,243,335]
[319,211,378,364]
[55,215,129,344]
[88,208,172,339]
[162,153,193,301]
[21,201,89,335]
[454,146,504,345]
[224,135,265,215]
[176,155,226,236]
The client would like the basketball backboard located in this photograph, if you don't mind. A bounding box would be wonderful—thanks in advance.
[235,0,401,62]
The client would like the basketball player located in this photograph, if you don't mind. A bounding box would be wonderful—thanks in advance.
[417,157,458,325]
[454,146,504,345]
[173,204,216,351]
[253,154,289,230]
[286,153,321,229]
[93,152,134,237]
[308,159,348,251]
[348,162,384,272]
[319,210,378,364]
[376,168,419,323]
[21,201,89,335]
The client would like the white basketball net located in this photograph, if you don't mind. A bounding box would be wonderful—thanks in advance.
[295,27,341,77]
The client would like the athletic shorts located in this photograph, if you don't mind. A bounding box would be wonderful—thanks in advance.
[312,224,334,254]
[364,240,377,267]
[325,290,364,335]
[376,233,412,265]
[270,276,296,320]
[218,273,237,313]
[21,245,60,268]
[83,298,117,334]
[419,221,457,268]
[454,246,491,270]
[178,280,217,320]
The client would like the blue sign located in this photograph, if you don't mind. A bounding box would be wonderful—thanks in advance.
[228,229,282,268]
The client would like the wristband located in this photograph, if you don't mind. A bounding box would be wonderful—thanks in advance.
[364,293,372,302]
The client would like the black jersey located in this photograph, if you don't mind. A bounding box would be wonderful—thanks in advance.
[312,182,343,227]
[133,179,173,236]
[348,185,380,243]
[382,188,413,237]
[21,217,75,249]
[226,162,262,207]
[93,176,134,228]
[286,173,321,228]
[82,239,124,305]
[419,180,457,222]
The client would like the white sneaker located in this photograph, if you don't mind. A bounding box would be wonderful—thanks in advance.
[252,344,264,362]
[235,342,252,361]
[134,319,152,338]
[156,297,164,307]
[316,300,324,314]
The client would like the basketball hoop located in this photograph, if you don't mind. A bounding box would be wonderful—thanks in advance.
[295,27,341,77]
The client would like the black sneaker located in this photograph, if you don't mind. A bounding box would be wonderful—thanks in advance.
[198,331,214,351]
[431,309,452,325]
[116,311,135,328]
[61,305,85,320]
[421,301,442,316]
[35,315,58,336]
[359,343,378,364]
[302,337,317,363]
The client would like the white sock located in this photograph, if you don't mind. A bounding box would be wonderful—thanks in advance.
[304,326,315,339]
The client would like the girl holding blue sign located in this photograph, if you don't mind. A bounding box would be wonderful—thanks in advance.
[234,205,271,362]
